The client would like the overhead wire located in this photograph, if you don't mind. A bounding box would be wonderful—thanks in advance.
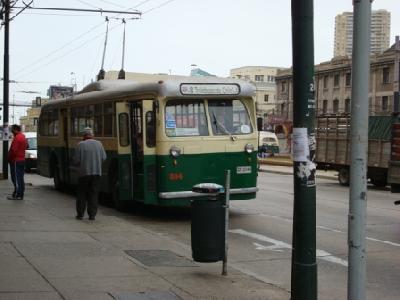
[9,0,32,21]
[142,0,177,15]
[15,22,124,80]
[21,12,95,17]
[11,0,179,80]
[96,0,125,9]
[75,0,99,9]
[13,21,105,76]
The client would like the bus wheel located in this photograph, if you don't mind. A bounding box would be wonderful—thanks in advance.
[338,168,350,186]
[53,164,63,191]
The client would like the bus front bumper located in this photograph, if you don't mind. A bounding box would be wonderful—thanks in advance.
[158,187,258,199]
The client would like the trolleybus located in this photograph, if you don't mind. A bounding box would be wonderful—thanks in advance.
[37,76,258,209]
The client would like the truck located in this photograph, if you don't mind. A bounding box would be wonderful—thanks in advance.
[388,114,400,192]
[316,115,392,186]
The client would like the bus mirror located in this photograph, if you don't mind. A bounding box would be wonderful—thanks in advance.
[257,117,263,131]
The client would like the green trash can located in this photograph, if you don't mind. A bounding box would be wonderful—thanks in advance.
[191,183,225,263]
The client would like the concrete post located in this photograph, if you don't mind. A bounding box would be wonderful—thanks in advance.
[348,1,371,299]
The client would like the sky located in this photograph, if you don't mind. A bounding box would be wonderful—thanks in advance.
[0,0,399,122]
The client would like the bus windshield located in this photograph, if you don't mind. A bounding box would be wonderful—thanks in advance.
[208,99,252,135]
[165,100,208,137]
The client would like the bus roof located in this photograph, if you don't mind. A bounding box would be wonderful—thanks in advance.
[41,76,256,109]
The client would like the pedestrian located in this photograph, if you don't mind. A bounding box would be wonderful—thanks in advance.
[74,127,106,221]
[7,124,28,200]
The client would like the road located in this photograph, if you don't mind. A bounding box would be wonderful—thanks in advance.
[27,172,400,300]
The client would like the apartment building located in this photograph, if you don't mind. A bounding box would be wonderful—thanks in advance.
[334,9,391,57]
[229,66,285,118]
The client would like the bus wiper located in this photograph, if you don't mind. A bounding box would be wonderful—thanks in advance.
[212,112,236,141]
[212,112,229,134]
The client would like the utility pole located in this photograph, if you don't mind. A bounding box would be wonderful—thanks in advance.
[348,1,371,299]
[2,0,10,179]
[291,0,317,299]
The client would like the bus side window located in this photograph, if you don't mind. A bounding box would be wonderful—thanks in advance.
[146,111,156,148]
[118,113,130,147]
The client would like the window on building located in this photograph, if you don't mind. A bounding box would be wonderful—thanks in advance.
[280,103,285,114]
[333,99,339,113]
[334,74,340,87]
[255,75,264,82]
[323,76,329,89]
[383,67,390,84]
[322,100,328,114]
[382,96,389,111]
[345,72,351,86]
[264,95,269,102]
[345,98,351,113]
[281,81,287,92]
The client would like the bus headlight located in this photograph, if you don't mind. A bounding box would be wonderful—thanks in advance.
[244,143,254,154]
[170,146,181,158]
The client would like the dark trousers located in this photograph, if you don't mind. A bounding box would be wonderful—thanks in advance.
[76,175,101,218]
[10,161,25,198]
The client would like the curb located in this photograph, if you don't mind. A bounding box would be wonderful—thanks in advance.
[258,160,293,167]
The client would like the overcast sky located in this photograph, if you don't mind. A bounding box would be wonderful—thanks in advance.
[0,0,399,121]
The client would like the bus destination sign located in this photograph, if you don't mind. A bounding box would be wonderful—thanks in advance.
[180,84,240,95]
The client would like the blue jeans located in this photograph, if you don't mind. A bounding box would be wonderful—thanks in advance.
[10,161,25,198]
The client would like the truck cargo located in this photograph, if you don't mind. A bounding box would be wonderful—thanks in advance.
[316,115,391,186]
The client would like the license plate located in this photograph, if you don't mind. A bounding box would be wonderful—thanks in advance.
[237,166,252,174]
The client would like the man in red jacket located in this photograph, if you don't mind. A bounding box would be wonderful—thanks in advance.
[7,125,27,200]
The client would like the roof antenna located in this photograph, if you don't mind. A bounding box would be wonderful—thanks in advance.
[97,17,110,81]
[118,18,126,80]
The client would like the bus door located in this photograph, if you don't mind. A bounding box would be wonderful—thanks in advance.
[129,100,158,203]
[115,102,133,203]
[130,101,145,201]
[60,108,70,184]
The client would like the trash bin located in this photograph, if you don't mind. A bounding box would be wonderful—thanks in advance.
[191,183,225,263]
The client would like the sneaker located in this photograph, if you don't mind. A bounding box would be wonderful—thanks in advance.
[7,195,23,200]
[88,216,95,221]
[75,215,83,220]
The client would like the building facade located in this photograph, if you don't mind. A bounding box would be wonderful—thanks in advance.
[334,9,391,57]
[276,40,400,121]
[229,66,285,119]
[20,97,49,132]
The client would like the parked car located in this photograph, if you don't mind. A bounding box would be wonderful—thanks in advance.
[25,132,37,172]
[258,131,280,157]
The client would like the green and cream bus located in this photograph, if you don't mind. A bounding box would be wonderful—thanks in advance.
[38,76,258,209]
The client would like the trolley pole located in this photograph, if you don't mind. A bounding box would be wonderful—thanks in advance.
[348,1,371,299]
[291,0,317,299]
[2,0,10,179]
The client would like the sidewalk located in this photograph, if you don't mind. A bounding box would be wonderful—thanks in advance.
[0,175,289,300]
